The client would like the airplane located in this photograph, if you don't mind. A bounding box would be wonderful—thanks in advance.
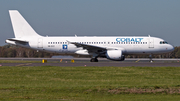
[6,10,174,62]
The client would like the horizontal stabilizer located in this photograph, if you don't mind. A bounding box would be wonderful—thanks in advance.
[6,38,28,44]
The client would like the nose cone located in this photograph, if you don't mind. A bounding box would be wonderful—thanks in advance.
[168,44,174,52]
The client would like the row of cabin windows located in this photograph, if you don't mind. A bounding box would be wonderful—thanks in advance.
[48,42,67,44]
[48,42,148,44]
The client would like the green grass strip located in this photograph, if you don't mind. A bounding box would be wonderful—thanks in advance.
[1,66,180,101]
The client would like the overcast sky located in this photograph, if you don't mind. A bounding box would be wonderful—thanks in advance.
[0,0,180,46]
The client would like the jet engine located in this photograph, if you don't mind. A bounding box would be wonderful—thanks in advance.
[105,50,125,61]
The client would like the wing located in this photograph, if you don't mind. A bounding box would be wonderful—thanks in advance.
[67,41,107,53]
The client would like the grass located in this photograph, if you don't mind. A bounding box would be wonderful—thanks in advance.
[1,66,180,100]
[0,60,41,63]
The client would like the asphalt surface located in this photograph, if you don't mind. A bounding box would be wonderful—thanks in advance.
[0,58,180,67]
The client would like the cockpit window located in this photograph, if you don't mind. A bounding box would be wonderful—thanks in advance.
[160,41,168,44]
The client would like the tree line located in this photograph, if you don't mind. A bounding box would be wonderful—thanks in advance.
[0,45,180,58]
[0,45,55,58]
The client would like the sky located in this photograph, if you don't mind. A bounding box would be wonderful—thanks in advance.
[0,0,180,46]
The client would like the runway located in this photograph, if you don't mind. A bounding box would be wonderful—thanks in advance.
[0,58,180,67]
[0,62,180,67]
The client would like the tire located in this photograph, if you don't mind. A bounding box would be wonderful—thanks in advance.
[90,58,98,62]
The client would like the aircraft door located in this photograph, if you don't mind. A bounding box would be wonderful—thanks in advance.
[149,38,154,48]
[38,38,43,48]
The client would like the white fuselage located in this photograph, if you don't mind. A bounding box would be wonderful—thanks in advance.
[14,36,174,55]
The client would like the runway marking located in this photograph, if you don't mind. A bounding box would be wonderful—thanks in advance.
[135,59,140,62]
[16,63,32,66]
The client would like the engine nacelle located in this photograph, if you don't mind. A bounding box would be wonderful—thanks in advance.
[105,50,125,61]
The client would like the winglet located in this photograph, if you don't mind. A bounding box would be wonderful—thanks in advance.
[66,40,71,44]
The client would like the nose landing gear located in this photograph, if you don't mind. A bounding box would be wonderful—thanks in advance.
[149,54,153,63]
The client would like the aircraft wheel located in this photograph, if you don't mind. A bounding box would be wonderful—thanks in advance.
[95,58,98,62]
[90,58,98,62]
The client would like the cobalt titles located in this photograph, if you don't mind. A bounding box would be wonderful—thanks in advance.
[116,38,143,42]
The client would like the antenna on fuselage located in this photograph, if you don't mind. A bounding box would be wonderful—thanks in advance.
[148,35,151,37]
[75,34,77,37]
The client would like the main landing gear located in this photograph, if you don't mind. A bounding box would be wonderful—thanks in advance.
[90,58,98,62]
[90,54,99,62]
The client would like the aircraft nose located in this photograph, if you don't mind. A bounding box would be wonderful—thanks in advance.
[168,44,174,52]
